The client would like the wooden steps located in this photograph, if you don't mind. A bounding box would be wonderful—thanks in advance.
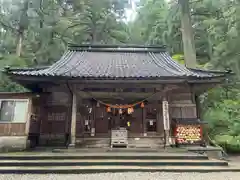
[0,152,209,160]
[0,151,237,173]
[0,165,239,174]
[0,159,228,167]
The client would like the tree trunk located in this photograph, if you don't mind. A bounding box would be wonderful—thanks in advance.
[40,0,44,28]
[179,0,197,68]
[16,31,23,57]
[16,0,29,57]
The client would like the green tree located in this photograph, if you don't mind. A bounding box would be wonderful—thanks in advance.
[0,0,130,91]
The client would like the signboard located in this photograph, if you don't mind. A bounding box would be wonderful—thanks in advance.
[162,100,170,130]
[175,125,202,144]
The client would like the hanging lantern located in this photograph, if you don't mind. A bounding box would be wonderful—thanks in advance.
[131,107,133,113]
[106,106,111,112]
[127,107,134,114]
[128,108,131,114]
[140,102,145,108]
[96,101,100,107]
[119,108,123,114]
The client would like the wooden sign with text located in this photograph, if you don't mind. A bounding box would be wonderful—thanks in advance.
[162,100,170,130]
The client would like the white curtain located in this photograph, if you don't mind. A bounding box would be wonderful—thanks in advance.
[13,101,28,123]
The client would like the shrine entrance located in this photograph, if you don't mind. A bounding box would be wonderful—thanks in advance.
[107,107,133,148]
[111,112,131,130]
[110,113,130,148]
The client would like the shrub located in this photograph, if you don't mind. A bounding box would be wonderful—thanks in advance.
[214,135,240,153]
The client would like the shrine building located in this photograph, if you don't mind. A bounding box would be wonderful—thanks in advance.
[1,45,228,150]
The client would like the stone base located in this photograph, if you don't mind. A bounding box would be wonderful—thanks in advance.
[68,143,75,148]
[0,136,28,152]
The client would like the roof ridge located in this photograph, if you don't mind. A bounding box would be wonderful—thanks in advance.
[68,44,166,53]
[5,66,48,72]
[188,68,230,74]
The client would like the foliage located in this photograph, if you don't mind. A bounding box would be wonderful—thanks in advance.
[214,135,240,153]
[203,88,240,152]
[172,54,185,65]
[0,0,130,88]
[0,0,130,64]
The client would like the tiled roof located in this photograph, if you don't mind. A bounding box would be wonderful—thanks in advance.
[5,45,227,79]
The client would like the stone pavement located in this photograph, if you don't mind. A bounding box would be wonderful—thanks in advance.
[0,172,240,180]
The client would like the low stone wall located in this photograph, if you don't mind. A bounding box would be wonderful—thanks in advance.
[0,136,28,152]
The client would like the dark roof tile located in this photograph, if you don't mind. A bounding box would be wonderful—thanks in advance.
[6,45,227,79]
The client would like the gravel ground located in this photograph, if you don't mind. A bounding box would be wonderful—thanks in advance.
[0,173,240,180]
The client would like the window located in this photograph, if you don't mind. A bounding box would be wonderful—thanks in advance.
[0,100,28,123]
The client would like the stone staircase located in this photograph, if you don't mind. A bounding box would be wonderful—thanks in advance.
[127,137,164,148]
[0,150,238,173]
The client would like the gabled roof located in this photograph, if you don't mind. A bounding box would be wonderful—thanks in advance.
[5,45,227,80]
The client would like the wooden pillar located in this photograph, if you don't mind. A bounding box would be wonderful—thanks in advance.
[25,97,33,136]
[142,108,147,136]
[69,91,77,147]
[91,101,96,137]
[195,94,201,119]
[162,97,170,146]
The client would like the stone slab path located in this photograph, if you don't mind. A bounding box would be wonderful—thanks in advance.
[0,172,240,180]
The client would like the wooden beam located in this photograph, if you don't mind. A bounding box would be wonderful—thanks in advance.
[195,95,201,119]
[77,83,164,89]
[170,103,196,107]
[10,75,188,84]
[74,84,182,101]
[10,75,225,92]
[76,91,158,100]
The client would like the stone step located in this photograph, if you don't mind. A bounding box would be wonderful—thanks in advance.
[0,152,209,160]
[105,148,183,153]
[127,138,164,148]
[77,138,110,148]
[0,165,239,174]
[35,146,190,153]
[0,159,228,167]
